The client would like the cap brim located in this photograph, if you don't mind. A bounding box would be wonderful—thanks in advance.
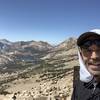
[77,32,100,46]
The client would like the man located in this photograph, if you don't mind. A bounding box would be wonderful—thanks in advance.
[71,29,100,100]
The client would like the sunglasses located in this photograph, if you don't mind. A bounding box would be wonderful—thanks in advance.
[80,39,100,56]
[80,39,100,48]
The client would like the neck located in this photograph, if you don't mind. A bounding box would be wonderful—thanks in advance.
[94,75,100,83]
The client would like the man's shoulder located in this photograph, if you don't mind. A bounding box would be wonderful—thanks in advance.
[73,66,85,89]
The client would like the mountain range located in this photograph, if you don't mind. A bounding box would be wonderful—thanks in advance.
[0,37,78,73]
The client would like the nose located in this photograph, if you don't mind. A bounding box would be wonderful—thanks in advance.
[90,51,99,59]
[89,44,100,59]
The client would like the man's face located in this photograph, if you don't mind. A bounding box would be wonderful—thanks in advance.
[80,36,100,76]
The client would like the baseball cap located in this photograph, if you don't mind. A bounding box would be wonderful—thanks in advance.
[77,29,100,46]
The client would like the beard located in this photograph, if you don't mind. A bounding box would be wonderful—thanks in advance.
[87,64,100,76]
[85,58,100,76]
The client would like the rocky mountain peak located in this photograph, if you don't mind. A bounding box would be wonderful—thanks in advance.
[56,37,77,50]
[0,39,12,45]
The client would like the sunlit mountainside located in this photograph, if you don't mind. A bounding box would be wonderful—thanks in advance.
[0,37,79,100]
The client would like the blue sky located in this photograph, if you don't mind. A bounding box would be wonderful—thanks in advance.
[0,0,100,44]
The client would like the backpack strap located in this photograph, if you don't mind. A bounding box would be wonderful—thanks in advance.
[73,66,80,88]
